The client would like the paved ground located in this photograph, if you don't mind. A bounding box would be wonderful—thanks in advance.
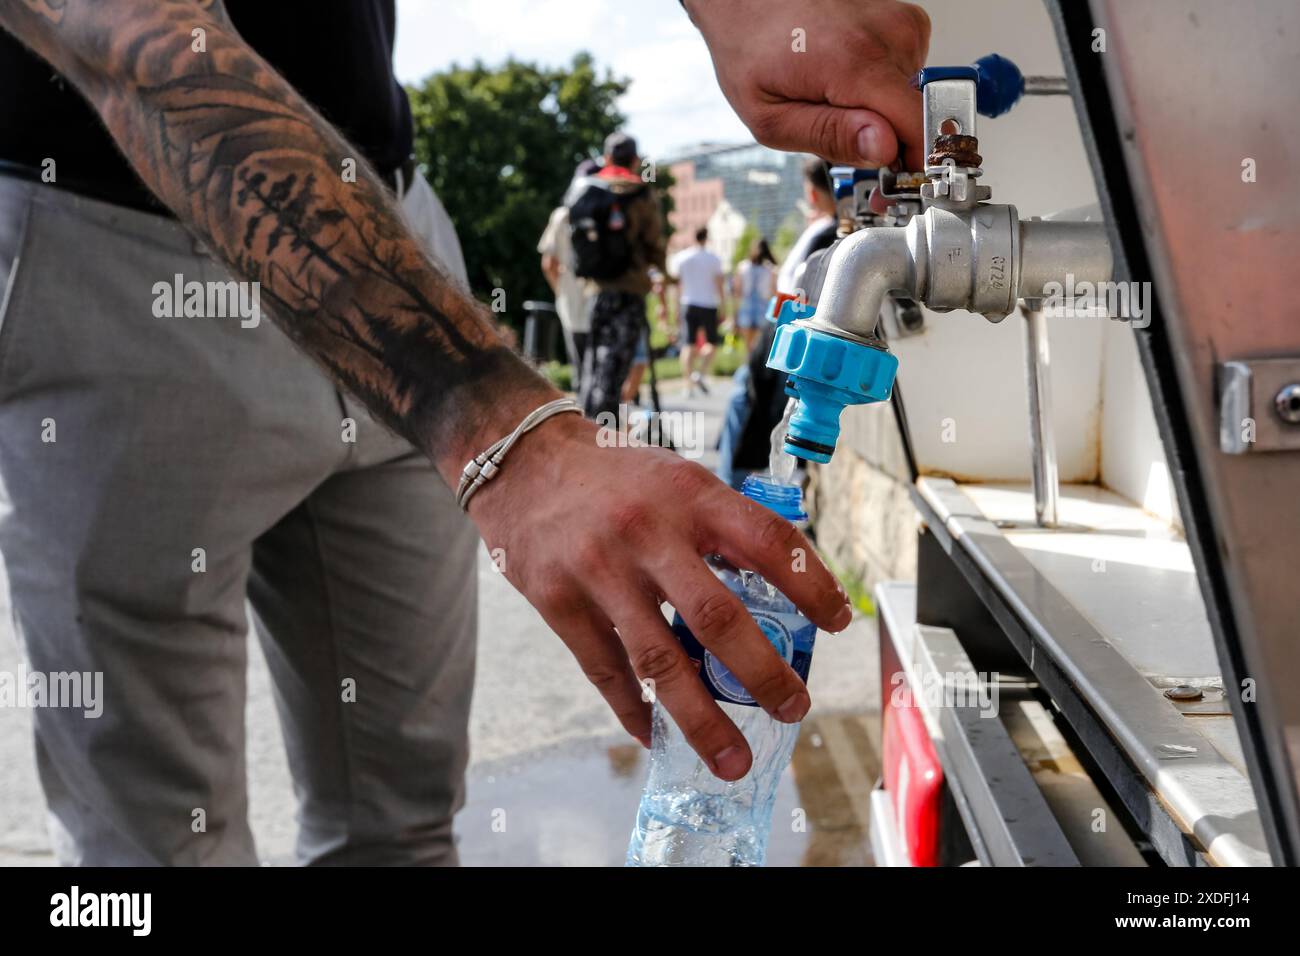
[0,375,880,866]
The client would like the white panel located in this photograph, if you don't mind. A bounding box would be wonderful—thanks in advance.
[893,0,1105,482]
[896,309,1102,482]
[1099,321,1182,527]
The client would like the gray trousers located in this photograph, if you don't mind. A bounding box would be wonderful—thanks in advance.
[0,173,478,865]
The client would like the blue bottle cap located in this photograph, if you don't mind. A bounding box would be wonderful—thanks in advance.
[741,475,807,523]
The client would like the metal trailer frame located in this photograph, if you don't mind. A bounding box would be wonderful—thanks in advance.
[873,0,1299,865]
[877,581,1083,866]
[1042,0,1300,864]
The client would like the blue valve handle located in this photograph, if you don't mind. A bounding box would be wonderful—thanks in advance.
[916,53,1025,119]
[828,165,880,199]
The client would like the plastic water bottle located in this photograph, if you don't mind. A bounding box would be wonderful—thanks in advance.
[626,475,816,866]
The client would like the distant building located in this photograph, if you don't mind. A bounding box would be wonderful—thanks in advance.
[706,200,748,267]
[664,143,808,263]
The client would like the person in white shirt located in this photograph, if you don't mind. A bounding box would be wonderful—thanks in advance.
[538,196,593,386]
[777,161,837,296]
[668,227,726,395]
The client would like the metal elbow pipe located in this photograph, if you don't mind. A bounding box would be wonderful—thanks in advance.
[766,208,1112,466]
[811,223,923,339]
[811,211,1112,337]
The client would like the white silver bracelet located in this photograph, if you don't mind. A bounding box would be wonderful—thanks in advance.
[456,397,582,511]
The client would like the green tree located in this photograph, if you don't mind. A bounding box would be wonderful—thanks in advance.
[772,212,803,264]
[730,219,761,270]
[407,53,630,323]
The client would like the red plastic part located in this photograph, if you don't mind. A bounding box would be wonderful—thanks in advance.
[769,291,802,319]
[881,671,944,866]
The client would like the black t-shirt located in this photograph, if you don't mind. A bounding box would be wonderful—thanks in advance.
[0,0,413,212]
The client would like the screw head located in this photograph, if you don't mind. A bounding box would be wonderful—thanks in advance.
[1164,685,1204,701]
[1274,383,1300,424]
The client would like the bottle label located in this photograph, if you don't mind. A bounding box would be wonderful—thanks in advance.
[671,608,816,707]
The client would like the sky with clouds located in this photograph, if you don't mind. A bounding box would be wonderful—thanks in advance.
[392,0,754,160]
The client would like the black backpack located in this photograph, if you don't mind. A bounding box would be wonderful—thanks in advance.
[568,179,644,280]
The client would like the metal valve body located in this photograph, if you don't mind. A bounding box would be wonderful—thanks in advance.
[766,58,1112,463]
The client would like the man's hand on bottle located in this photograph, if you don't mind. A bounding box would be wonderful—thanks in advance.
[685,0,931,170]
[464,412,853,781]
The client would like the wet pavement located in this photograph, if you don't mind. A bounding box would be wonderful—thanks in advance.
[0,375,883,867]
[459,712,880,867]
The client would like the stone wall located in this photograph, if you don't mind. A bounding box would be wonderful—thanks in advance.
[806,400,917,591]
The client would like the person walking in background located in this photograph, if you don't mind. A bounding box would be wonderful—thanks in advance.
[778,157,839,298]
[670,227,725,397]
[621,268,670,405]
[538,160,599,387]
[732,237,777,353]
[568,132,665,419]
[716,158,838,490]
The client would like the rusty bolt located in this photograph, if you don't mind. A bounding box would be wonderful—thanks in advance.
[928,134,982,168]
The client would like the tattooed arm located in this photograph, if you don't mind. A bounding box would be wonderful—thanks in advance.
[1,0,854,781]
[4,0,557,475]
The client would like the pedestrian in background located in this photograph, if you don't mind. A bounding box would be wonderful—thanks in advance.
[621,268,670,405]
[568,132,665,419]
[716,158,837,489]
[732,237,777,353]
[538,160,599,387]
[669,226,726,397]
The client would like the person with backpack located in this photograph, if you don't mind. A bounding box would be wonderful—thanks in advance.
[567,132,666,419]
[539,161,600,389]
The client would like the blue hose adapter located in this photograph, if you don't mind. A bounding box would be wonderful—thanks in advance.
[766,311,898,463]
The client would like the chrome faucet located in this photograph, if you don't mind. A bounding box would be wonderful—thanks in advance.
[767,56,1114,467]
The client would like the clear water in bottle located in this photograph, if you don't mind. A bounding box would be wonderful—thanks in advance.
[626,475,815,866]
